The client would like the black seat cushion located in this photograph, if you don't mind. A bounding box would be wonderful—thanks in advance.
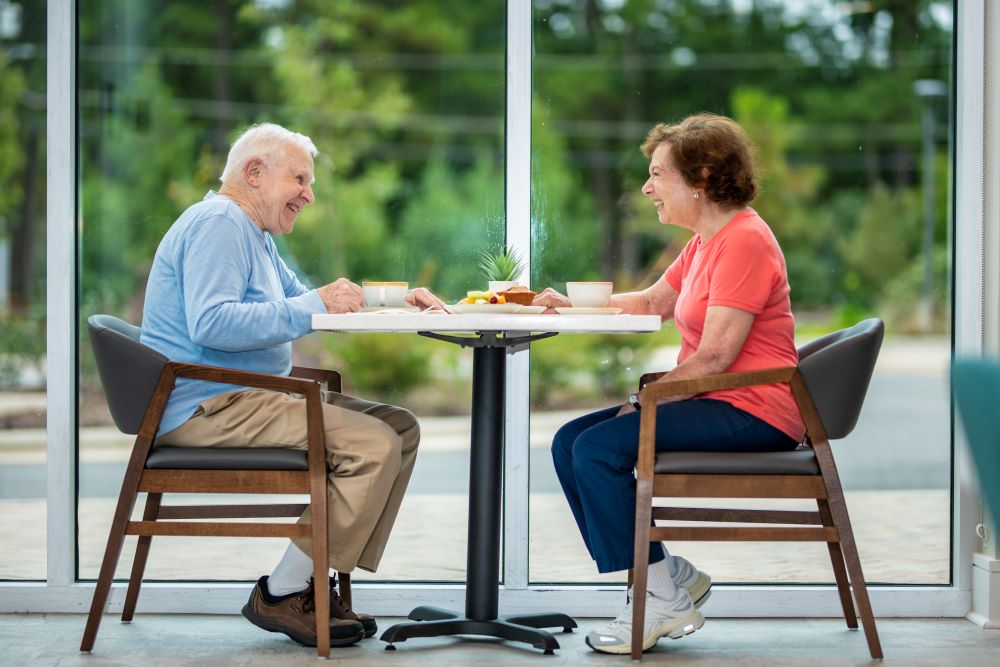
[654,445,819,475]
[146,446,309,471]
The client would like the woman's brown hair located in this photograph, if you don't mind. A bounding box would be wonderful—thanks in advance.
[641,113,759,207]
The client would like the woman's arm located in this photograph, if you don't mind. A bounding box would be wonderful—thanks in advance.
[649,305,754,401]
[610,272,680,320]
[618,305,754,415]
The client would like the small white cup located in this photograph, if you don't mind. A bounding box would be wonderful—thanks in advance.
[566,282,613,308]
[362,281,409,307]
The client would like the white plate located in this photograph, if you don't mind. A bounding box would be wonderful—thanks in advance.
[450,303,524,314]
[359,306,420,313]
[515,305,547,314]
[554,307,623,315]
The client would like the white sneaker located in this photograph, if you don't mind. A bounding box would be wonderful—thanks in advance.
[672,556,712,608]
[585,588,704,655]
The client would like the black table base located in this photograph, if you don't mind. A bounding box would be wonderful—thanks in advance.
[382,605,576,654]
[380,332,576,654]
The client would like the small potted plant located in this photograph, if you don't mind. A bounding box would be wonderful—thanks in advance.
[479,246,526,293]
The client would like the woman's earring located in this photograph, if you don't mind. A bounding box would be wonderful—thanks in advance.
[693,190,700,199]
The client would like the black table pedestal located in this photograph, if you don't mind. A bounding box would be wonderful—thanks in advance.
[381,334,577,654]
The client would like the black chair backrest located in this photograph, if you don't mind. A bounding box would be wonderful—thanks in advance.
[88,314,168,435]
[796,318,884,440]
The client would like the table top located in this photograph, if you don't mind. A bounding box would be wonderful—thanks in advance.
[312,311,661,334]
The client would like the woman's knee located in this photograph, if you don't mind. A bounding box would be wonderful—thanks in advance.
[551,423,578,466]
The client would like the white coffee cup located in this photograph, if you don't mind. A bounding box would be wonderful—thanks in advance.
[362,281,409,307]
[566,281,613,308]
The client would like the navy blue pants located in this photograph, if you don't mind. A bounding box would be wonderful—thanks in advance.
[551,398,798,573]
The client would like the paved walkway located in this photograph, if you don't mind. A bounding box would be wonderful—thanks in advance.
[0,337,952,583]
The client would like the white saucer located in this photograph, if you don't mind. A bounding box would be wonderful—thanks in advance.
[554,307,623,315]
[515,305,547,314]
[359,306,420,313]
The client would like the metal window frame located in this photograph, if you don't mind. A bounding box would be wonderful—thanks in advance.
[0,0,982,618]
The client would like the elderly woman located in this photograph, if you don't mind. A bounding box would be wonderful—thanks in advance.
[534,114,804,655]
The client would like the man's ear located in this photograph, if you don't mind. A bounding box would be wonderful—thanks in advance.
[244,157,265,187]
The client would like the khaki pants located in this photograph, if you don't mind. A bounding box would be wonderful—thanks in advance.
[157,388,419,573]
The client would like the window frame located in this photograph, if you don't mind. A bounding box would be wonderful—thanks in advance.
[0,0,980,617]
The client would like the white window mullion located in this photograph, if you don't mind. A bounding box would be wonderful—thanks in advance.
[503,0,532,591]
[46,0,77,588]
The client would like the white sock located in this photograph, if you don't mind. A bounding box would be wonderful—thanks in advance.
[646,555,678,601]
[267,542,318,597]
[660,542,679,577]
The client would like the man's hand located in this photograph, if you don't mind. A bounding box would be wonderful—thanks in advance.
[532,287,572,311]
[405,287,449,311]
[317,278,364,314]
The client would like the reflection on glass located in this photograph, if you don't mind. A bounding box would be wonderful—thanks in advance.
[77,0,505,582]
[529,1,952,585]
[0,0,47,581]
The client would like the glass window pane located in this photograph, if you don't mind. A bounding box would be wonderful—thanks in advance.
[0,0,46,581]
[529,0,952,585]
[78,0,505,583]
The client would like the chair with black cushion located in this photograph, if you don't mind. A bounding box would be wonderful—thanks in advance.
[80,314,348,657]
[628,318,884,660]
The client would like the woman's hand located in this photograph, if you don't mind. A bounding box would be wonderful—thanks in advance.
[616,400,638,417]
[405,287,449,311]
[532,287,572,311]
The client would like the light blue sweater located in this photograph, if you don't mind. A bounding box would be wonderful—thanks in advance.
[140,191,325,435]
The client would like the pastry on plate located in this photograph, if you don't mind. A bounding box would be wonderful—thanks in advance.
[499,285,536,306]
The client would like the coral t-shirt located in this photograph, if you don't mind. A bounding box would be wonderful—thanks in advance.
[664,208,805,442]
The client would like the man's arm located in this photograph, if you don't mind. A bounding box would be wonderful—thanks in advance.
[181,217,326,351]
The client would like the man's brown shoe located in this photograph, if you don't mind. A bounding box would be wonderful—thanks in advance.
[329,575,378,638]
[242,576,364,647]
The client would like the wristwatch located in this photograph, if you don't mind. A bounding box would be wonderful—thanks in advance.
[627,393,642,411]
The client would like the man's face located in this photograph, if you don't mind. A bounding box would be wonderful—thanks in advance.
[258,146,315,235]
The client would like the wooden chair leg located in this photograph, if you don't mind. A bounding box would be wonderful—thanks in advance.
[824,485,883,658]
[818,499,858,629]
[631,532,651,661]
[308,473,331,655]
[339,572,352,609]
[122,493,162,623]
[81,472,144,651]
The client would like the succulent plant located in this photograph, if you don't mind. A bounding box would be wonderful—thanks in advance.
[478,246,525,282]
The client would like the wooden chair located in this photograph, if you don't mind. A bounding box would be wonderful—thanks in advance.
[629,318,884,660]
[80,314,349,657]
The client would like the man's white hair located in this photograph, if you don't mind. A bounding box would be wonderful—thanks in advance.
[219,123,318,184]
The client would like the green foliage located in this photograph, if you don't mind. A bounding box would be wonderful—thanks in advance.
[50,0,956,418]
[0,308,45,388]
[530,331,661,406]
[323,333,431,400]
[0,54,25,221]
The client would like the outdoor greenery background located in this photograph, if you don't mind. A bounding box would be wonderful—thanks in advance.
[0,0,952,417]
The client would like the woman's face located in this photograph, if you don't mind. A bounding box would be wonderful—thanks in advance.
[641,143,698,231]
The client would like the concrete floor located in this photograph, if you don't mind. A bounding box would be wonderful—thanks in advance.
[5,614,1000,666]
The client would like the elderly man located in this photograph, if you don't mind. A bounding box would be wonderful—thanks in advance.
[140,123,444,648]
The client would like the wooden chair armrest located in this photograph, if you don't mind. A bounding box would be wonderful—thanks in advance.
[638,366,797,404]
[166,362,328,471]
[290,366,343,393]
[168,362,320,397]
